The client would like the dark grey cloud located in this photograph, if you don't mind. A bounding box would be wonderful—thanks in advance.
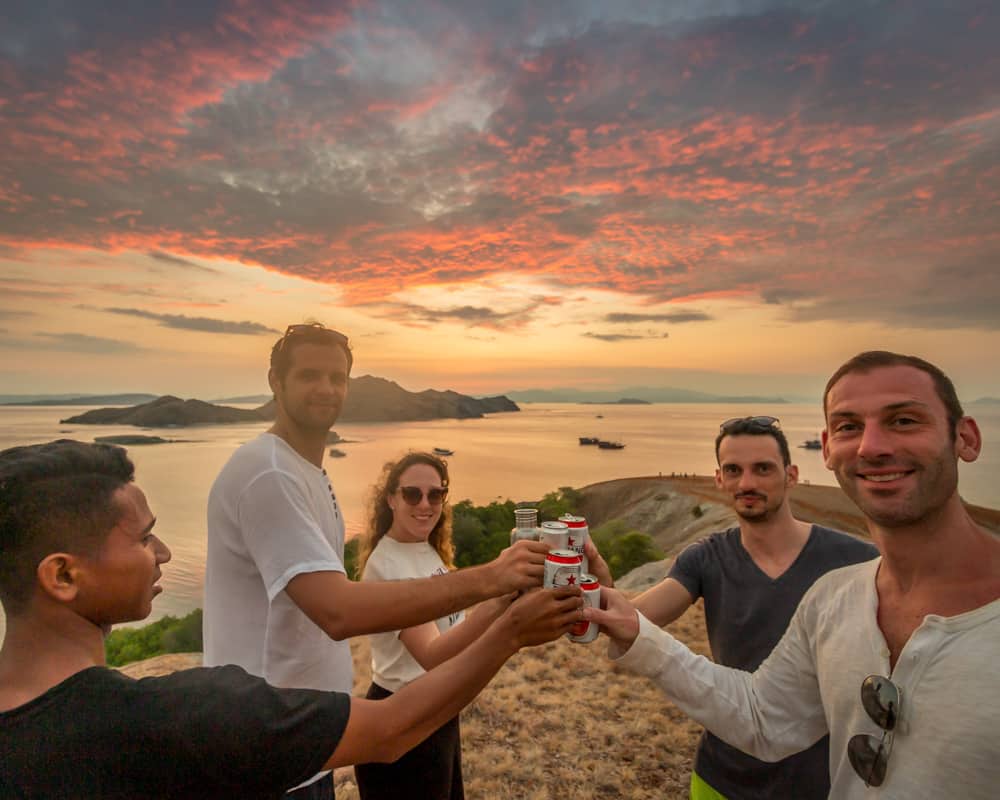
[101,308,280,335]
[583,330,669,342]
[605,311,711,323]
[370,298,553,330]
[147,251,220,274]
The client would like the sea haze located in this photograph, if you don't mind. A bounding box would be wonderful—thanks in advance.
[1,401,997,639]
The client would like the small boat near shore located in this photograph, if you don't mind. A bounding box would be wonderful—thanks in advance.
[579,437,599,445]
[799,438,821,450]
[433,447,454,456]
[597,440,625,449]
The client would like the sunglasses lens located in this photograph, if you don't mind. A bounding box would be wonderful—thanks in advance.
[427,488,447,504]
[399,487,422,505]
[719,416,781,433]
[848,734,888,787]
[860,675,900,730]
[398,487,447,505]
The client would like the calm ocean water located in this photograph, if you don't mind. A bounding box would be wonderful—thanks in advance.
[2,401,998,638]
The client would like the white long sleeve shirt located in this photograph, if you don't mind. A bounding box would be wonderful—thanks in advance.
[613,558,1000,799]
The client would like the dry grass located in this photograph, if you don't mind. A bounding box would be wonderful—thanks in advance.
[333,599,710,800]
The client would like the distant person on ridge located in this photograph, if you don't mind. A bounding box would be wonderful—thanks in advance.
[587,351,1000,799]
[0,440,582,799]
[631,415,877,799]
[203,322,560,798]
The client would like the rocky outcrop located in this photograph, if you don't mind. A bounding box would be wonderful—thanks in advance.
[60,376,520,427]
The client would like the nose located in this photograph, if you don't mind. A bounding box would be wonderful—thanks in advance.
[153,535,172,565]
[737,471,757,492]
[856,421,894,462]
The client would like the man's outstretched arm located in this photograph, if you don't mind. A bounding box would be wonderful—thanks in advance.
[586,586,827,763]
[285,540,549,640]
[326,585,583,767]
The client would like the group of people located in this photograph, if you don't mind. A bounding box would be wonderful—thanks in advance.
[0,321,997,799]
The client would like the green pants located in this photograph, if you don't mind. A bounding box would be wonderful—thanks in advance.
[690,771,727,800]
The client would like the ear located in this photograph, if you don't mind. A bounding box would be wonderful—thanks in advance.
[714,468,723,489]
[36,553,82,605]
[785,464,799,488]
[821,429,832,468]
[267,368,281,395]
[954,417,982,464]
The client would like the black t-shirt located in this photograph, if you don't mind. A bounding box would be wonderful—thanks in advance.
[668,525,878,799]
[0,664,351,799]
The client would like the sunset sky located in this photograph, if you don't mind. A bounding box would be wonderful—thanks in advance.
[1,1,998,400]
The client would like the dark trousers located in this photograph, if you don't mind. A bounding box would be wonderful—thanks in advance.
[354,682,465,800]
[287,772,334,799]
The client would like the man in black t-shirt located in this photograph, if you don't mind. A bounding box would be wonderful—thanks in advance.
[631,416,878,800]
[0,440,583,799]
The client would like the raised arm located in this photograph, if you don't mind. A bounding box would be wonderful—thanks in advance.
[587,586,827,763]
[326,586,582,767]
[632,577,695,627]
[398,593,515,671]
[285,540,548,641]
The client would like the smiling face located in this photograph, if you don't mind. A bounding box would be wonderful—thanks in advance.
[75,483,172,625]
[269,342,350,435]
[716,434,797,522]
[386,463,446,544]
[822,365,980,529]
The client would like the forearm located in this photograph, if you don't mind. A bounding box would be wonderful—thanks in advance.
[614,614,824,762]
[405,603,499,670]
[329,617,516,766]
[335,564,500,639]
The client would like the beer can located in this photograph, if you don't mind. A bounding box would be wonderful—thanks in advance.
[540,520,570,551]
[543,549,582,589]
[569,574,601,643]
[559,514,590,573]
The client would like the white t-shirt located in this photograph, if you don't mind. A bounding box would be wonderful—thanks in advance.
[362,536,465,693]
[203,433,351,693]
[613,557,1000,799]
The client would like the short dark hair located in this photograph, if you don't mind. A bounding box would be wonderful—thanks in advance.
[823,351,964,433]
[0,440,134,615]
[269,322,353,384]
[715,419,792,467]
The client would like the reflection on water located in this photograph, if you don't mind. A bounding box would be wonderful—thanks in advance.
[2,402,998,639]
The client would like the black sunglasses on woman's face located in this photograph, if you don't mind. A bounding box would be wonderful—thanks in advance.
[397,486,448,506]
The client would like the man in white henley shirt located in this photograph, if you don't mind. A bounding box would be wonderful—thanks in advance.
[587,351,1000,799]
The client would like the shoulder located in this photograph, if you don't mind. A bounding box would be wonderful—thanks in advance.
[801,557,878,613]
[810,525,880,559]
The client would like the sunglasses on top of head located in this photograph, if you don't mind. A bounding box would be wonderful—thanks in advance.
[397,486,448,506]
[719,415,781,433]
[276,323,350,352]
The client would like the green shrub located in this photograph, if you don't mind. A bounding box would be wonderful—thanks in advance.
[591,520,664,579]
[105,609,203,667]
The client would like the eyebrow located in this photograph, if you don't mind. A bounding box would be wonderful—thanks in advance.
[140,517,157,536]
[829,400,930,419]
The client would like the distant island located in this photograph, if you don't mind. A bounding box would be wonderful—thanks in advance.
[94,435,175,446]
[580,398,651,405]
[2,393,158,406]
[59,375,519,427]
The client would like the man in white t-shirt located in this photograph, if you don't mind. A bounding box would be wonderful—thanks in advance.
[587,351,1000,799]
[204,322,556,798]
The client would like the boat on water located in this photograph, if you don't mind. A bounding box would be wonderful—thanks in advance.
[579,437,599,445]
[799,438,822,450]
[433,447,455,456]
[328,447,346,458]
[597,440,625,449]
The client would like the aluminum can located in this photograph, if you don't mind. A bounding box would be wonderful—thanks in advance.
[559,514,590,573]
[569,574,601,643]
[543,549,582,589]
[540,520,570,551]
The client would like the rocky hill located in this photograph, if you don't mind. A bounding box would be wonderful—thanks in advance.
[60,376,519,426]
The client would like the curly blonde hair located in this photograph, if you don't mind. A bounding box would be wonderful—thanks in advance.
[356,451,454,578]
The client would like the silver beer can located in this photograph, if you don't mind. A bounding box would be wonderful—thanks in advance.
[559,514,590,573]
[543,549,582,589]
[569,573,601,643]
[540,520,570,551]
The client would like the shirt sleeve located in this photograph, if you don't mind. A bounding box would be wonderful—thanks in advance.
[151,666,352,792]
[612,606,828,763]
[237,469,345,599]
[667,540,706,599]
